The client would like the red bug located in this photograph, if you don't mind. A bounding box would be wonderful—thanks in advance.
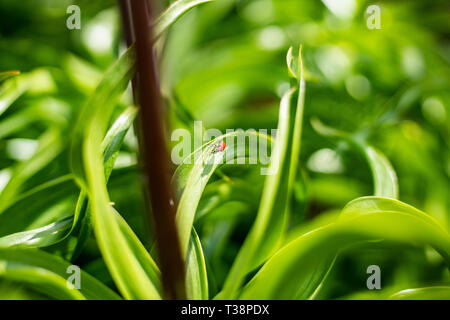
[212,140,226,153]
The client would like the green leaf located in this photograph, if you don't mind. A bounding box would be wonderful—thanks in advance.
[173,129,270,299]
[0,0,219,295]
[0,262,86,300]
[0,74,28,116]
[0,248,121,300]
[71,46,162,300]
[0,175,77,238]
[286,47,298,79]
[240,197,450,299]
[311,117,398,199]
[0,129,64,213]
[306,117,400,298]
[70,46,135,187]
[0,109,34,140]
[0,69,55,117]
[0,218,72,248]
[153,0,214,41]
[113,207,162,294]
[286,46,321,82]
[174,130,270,256]
[67,106,138,260]
[102,107,138,180]
[12,106,138,258]
[221,46,306,299]
[185,228,208,300]
[195,178,261,222]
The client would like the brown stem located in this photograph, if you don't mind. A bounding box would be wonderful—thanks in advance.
[119,0,186,300]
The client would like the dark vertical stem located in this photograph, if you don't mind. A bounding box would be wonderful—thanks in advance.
[119,0,186,300]
[118,0,134,47]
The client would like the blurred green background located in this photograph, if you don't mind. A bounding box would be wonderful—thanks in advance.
[0,0,449,299]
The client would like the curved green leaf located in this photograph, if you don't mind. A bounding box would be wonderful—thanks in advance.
[67,106,138,260]
[0,218,72,248]
[311,117,398,199]
[0,129,64,213]
[0,69,54,117]
[71,46,162,300]
[306,117,400,299]
[185,228,208,300]
[0,175,76,238]
[0,260,85,300]
[0,262,85,300]
[240,197,450,299]
[153,0,214,41]
[0,107,138,254]
[174,129,270,299]
[0,248,121,300]
[221,46,306,299]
